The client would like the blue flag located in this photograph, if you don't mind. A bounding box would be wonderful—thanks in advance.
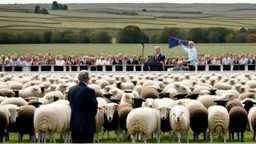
[169,36,189,48]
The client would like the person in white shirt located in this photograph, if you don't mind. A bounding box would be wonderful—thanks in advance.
[211,57,221,65]
[222,54,231,65]
[104,57,111,65]
[96,56,105,65]
[239,55,248,65]
[55,56,66,66]
[179,41,197,71]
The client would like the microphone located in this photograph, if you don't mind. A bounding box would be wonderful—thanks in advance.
[141,40,144,46]
[141,40,144,57]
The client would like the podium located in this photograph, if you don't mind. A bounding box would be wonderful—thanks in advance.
[144,62,164,71]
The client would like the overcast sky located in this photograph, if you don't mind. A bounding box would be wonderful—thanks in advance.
[0,0,255,4]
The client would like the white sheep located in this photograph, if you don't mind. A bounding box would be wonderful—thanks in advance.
[34,100,71,143]
[214,82,232,90]
[18,86,42,98]
[208,105,229,143]
[95,97,108,143]
[169,105,190,143]
[1,97,27,107]
[126,107,161,143]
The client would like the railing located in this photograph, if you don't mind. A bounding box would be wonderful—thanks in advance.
[0,64,255,72]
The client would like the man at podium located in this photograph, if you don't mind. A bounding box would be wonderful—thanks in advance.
[151,46,165,62]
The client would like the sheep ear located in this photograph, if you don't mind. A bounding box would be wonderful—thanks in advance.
[98,106,104,110]
[53,96,59,102]
[167,107,171,111]
[113,104,119,109]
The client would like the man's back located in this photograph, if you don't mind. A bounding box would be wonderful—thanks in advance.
[68,82,98,133]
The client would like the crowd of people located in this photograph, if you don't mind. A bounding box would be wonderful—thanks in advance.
[0,53,255,67]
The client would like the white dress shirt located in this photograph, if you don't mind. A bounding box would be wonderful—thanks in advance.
[96,60,105,65]
[181,45,197,66]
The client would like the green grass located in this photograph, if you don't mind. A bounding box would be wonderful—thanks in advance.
[5,130,256,143]
[0,43,255,57]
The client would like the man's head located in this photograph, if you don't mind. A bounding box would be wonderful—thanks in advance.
[177,60,183,67]
[78,70,90,84]
[188,41,195,48]
[154,46,160,54]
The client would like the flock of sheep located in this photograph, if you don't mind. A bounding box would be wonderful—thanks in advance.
[0,71,256,143]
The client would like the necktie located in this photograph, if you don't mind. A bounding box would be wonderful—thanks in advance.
[156,55,158,60]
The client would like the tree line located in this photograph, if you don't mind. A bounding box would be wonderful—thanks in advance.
[0,26,256,44]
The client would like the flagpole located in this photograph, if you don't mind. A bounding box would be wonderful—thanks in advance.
[141,40,144,57]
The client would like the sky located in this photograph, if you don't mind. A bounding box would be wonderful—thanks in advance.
[0,0,255,4]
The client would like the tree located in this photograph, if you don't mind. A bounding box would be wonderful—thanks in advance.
[207,31,221,43]
[235,33,248,43]
[52,1,58,10]
[58,4,63,10]
[248,28,256,34]
[117,25,146,43]
[62,33,76,43]
[24,32,41,43]
[34,5,41,14]
[41,8,49,14]
[141,32,149,43]
[247,34,256,43]
[79,29,90,43]
[188,28,208,43]
[150,34,158,43]
[43,31,52,43]
[158,27,181,43]
[207,27,233,43]
[0,32,16,44]
[225,34,234,43]
[16,33,29,44]
[239,27,247,33]
[63,5,68,10]
[51,32,63,43]
[89,31,111,43]
[142,8,147,12]
[61,30,73,37]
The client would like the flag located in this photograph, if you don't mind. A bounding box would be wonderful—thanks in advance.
[169,36,189,48]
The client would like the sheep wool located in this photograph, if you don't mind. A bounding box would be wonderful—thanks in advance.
[208,105,230,143]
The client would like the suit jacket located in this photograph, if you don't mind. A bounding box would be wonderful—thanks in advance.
[68,82,98,133]
[112,59,122,65]
[248,59,255,64]
[151,53,165,62]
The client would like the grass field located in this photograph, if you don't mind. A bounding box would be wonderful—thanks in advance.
[0,43,255,57]
[5,130,256,143]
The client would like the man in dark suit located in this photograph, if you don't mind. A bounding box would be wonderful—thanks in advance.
[151,46,165,62]
[112,56,122,65]
[68,70,98,143]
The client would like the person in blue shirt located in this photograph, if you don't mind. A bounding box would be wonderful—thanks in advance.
[222,54,231,65]
[17,56,25,66]
[179,40,197,71]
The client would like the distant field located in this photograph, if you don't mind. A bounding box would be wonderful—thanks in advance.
[0,3,255,32]
[0,43,254,57]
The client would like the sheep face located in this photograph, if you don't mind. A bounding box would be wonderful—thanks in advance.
[142,98,154,108]
[199,90,210,96]
[172,110,184,123]
[32,86,42,95]
[121,93,134,104]
[5,105,20,123]
[157,105,171,120]
[56,84,68,92]
[102,103,119,122]
[179,85,192,94]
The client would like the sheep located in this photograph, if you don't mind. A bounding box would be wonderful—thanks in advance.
[96,79,110,89]
[246,81,256,88]
[239,92,255,100]
[18,86,42,98]
[197,95,222,109]
[3,104,21,141]
[118,102,133,141]
[185,101,208,141]
[243,99,256,114]
[1,97,27,107]
[248,107,256,140]
[126,107,161,143]
[55,84,68,93]
[142,98,155,108]
[102,103,120,141]
[160,88,179,99]
[141,86,161,99]
[8,82,23,91]
[132,97,145,108]
[214,82,232,90]
[45,85,57,93]
[169,105,190,143]
[95,97,108,142]
[16,105,36,142]
[27,100,42,108]
[34,100,71,143]
[42,91,65,104]
[116,81,134,90]
[0,106,10,142]
[121,93,134,105]
[0,88,15,97]
[226,101,247,142]
[208,105,229,143]
[154,98,177,139]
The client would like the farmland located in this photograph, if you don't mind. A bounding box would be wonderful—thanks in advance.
[0,3,255,33]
